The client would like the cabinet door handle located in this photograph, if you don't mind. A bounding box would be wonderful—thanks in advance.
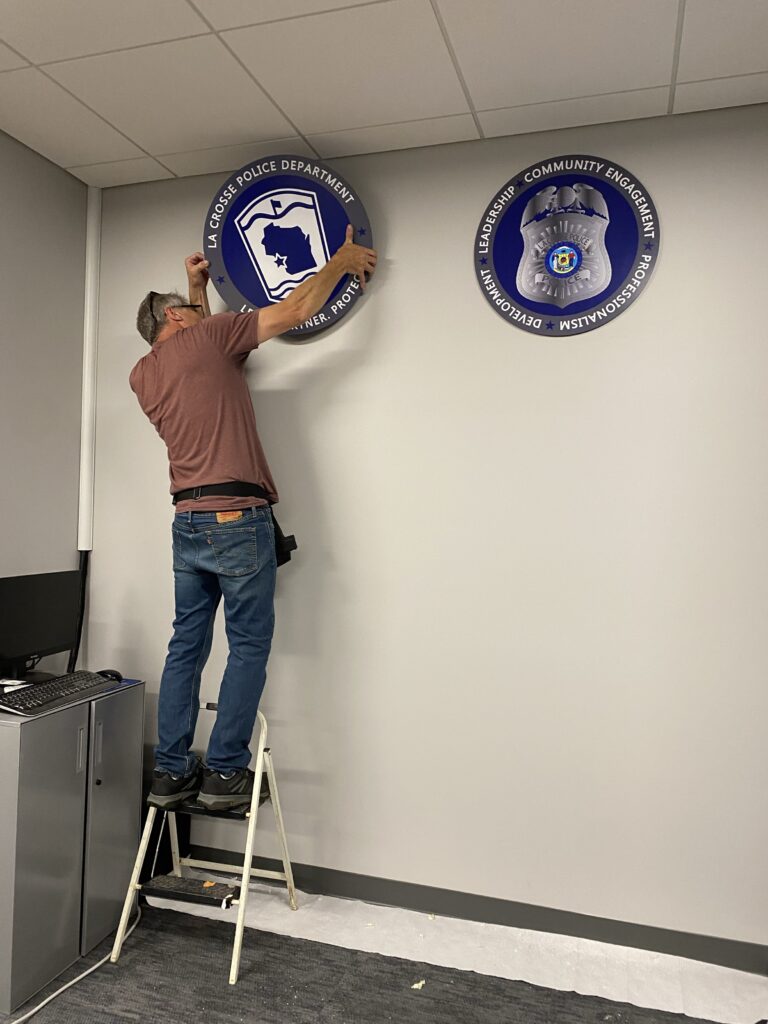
[95,719,104,767]
[76,725,86,774]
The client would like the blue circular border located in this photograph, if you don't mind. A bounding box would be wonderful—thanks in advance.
[474,155,660,337]
[203,154,372,338]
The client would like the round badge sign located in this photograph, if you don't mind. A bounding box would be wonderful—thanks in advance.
[474,155,660,336]
[203,155,372,337]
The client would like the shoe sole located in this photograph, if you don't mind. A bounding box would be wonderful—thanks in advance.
[196,791,252,810]
[147,789,201,810]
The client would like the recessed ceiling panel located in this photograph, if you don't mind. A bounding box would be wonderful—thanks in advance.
[309,113,477,157]
[160,137,316,177]
[0,0,209,64]
[674,71,768,114]
[480,88,669,139]
[46,36,295,154]
[68,157,173,188]
[191,0,377,31]
[677,0,768,82]
[435,0,679,110]
[0,39,25,70]
[223,0,469,134]
[0,68,143,166]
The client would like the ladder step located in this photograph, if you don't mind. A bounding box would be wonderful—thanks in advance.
[142,874,240,909]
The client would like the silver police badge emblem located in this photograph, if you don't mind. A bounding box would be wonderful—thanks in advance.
[474,155,660,336]
[517,183,611,309]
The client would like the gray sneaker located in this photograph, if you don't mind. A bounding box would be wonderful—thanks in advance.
[197,767,256,810]
[148,761,203,809]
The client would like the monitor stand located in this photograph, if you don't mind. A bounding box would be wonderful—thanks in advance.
[0,665,56,684]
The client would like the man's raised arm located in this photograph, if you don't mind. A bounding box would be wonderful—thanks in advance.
[182,227,376,343]
[256,225,377,342]
[185,252,211,317]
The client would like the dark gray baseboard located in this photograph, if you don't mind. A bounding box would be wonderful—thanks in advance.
[190,844,768,977]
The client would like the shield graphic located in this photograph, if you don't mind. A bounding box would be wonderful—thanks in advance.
[516,184,611,309]
[235,188,331,303]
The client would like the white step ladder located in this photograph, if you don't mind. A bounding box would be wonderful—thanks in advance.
[111,708,297,984]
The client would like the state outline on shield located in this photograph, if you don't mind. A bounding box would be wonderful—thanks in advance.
[235,187,332,303]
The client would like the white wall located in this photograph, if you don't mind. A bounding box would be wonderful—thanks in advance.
[0,130,86,576]
[85,104,768,946]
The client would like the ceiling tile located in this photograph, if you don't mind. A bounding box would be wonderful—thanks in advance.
[68,157,173,188]
[677,0,768,82]
[191,0,377,31]
[0,0,209,64]
[45,35,294,154]
[436,0,678,110]
[309,113,477,158]
[674,72,768,114]
[479,88,669,139]
[160,137,316,177]
[223,0,469,134]
[0,40,26,70]
[0,68,143,166]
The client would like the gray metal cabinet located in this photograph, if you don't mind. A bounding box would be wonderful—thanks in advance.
[82,685,144,955]
[0,679,144,1014]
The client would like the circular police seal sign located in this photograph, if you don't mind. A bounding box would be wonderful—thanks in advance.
[203,154,372,337]
[474,155,660,336]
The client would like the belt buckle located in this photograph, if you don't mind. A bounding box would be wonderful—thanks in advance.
[192,486,202,501]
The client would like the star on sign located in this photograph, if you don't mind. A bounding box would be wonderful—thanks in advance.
[644,242,655,251]
[545,321,555,330]
[216,275,225,284]
[275,255,287,268]
[516,179,524,188]
[479,256,488,265]
[357,227,367,237]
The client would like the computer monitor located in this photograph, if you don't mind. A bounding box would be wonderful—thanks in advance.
[0,571,81,679]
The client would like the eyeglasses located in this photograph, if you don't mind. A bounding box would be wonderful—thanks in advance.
[145,290,202,327]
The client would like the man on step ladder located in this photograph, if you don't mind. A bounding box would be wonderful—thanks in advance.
[130,230,376,811]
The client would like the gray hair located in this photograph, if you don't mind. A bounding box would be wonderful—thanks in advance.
[136,290,187,345]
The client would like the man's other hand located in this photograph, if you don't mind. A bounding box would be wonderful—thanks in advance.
[334,225,377,290]
[185,252,210,288]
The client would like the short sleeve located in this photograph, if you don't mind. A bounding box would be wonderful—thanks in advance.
[129,359,146,401]
[202,310,261,357]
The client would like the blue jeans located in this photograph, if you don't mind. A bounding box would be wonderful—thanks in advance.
[155,506,276,775]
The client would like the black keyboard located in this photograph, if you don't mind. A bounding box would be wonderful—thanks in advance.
[0,671,122,717]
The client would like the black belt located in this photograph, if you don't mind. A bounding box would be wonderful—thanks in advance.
[172,481,297,567]
[173,481,272,505]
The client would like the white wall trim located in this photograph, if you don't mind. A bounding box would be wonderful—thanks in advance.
[77,185,102,552]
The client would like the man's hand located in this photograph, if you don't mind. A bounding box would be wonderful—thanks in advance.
[334,224,377,290]
[185,252,210,289]
[252,225,378,343]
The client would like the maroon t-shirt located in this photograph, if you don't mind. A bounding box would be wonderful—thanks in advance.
[129,311,278,512]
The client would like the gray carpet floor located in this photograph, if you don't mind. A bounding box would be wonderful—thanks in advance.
[3,906,725,1024]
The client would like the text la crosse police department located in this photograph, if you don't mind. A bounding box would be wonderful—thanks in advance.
[206,158,356,249]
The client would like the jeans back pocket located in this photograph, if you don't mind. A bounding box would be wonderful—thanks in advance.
[172,526,193,570]
[208,525,260,576]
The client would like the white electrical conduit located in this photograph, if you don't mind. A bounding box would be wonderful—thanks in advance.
[77,185,102,553]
